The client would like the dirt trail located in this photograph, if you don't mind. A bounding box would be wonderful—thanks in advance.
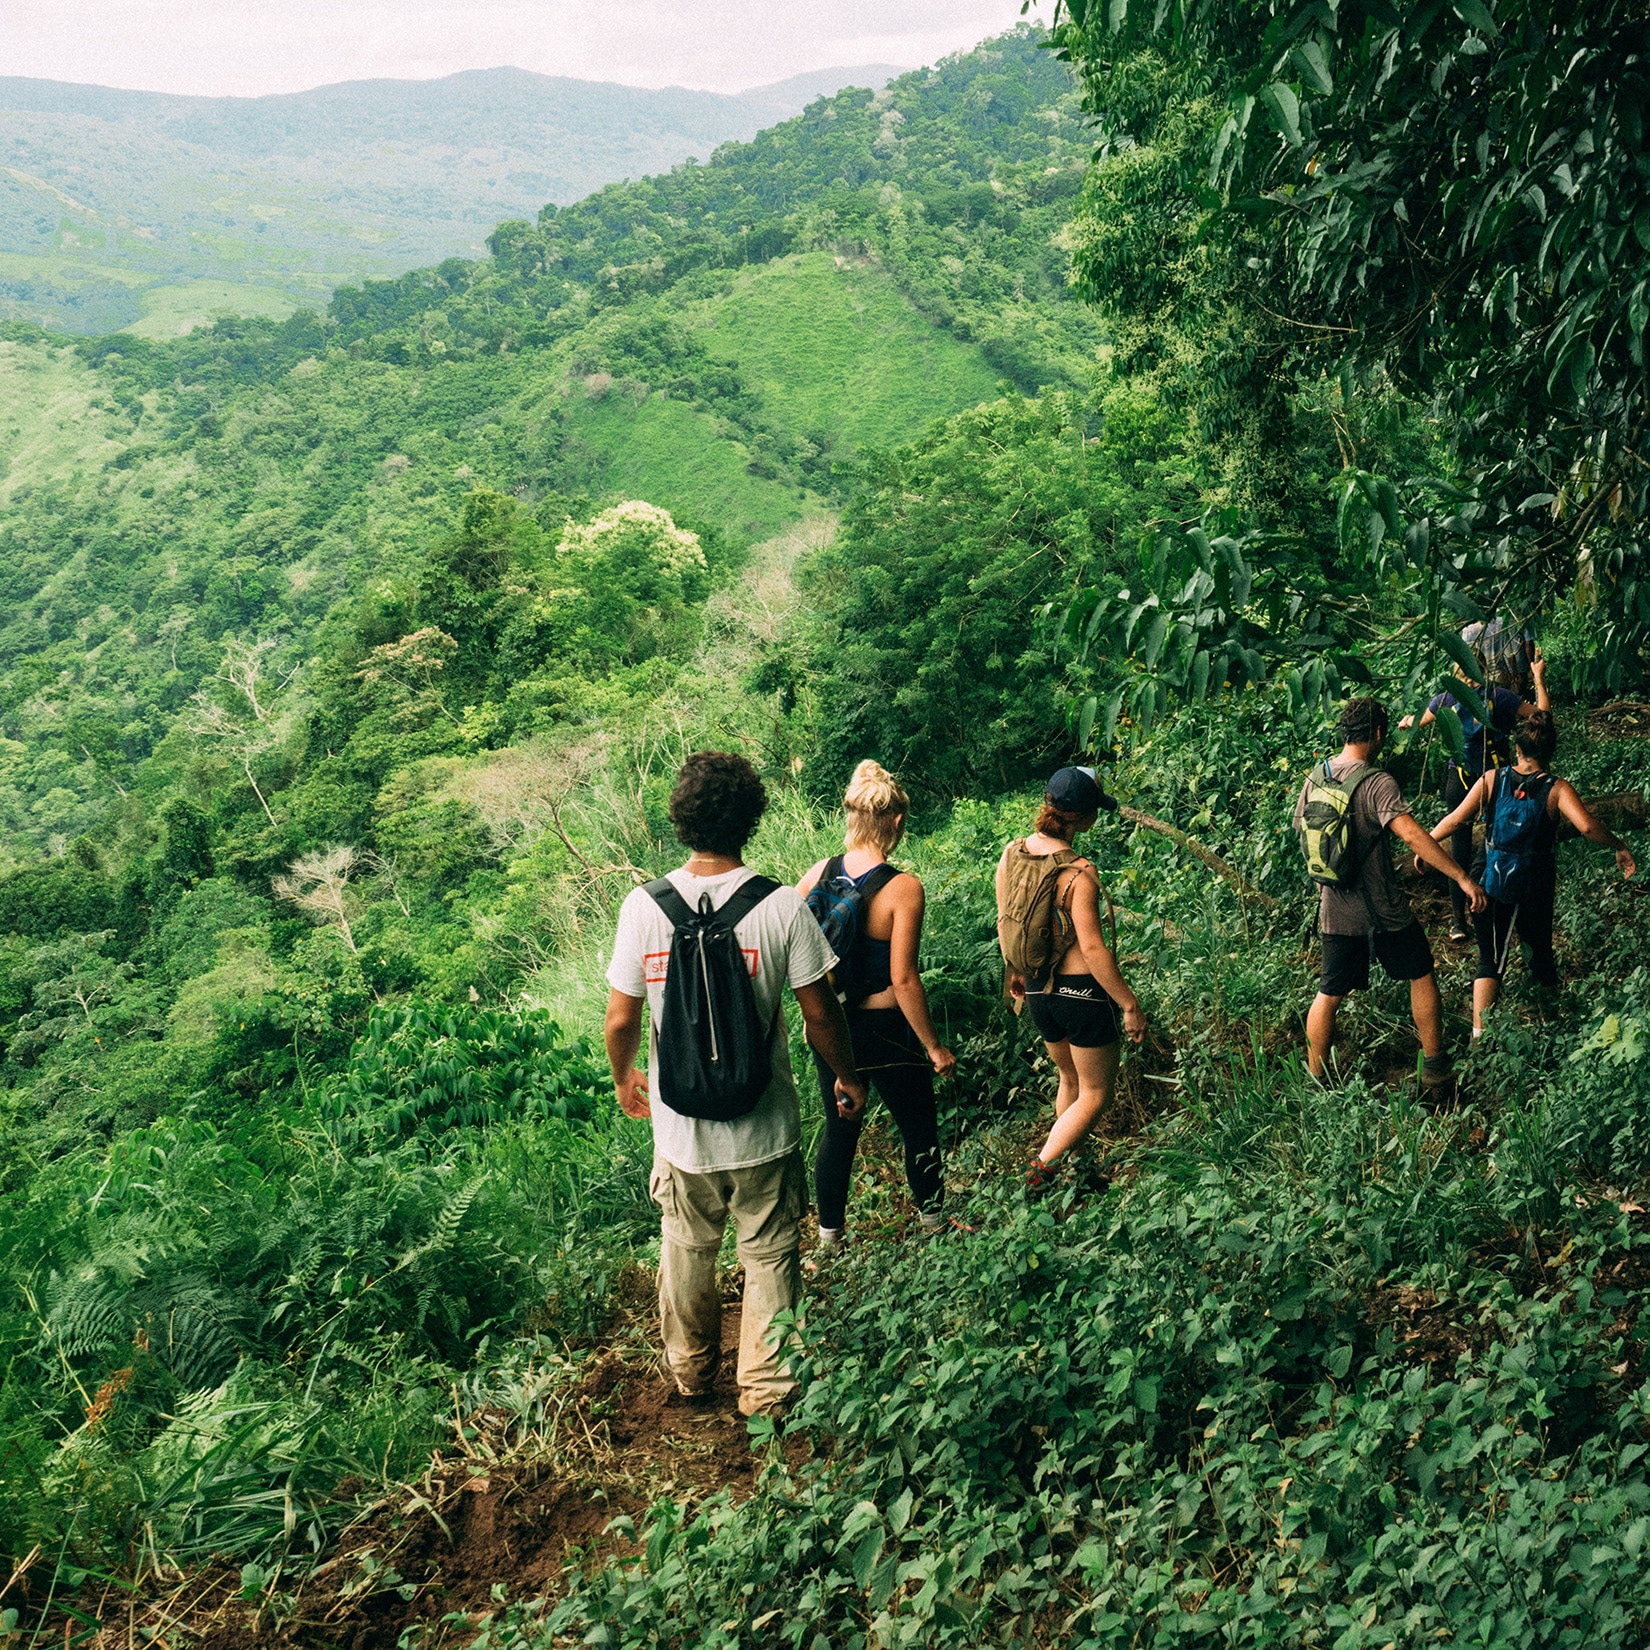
[91,1313,769,1650]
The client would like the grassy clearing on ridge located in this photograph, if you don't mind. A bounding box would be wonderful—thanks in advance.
[694,251,1006,453]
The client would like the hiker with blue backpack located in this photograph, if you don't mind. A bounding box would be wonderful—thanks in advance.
[796,760,957,1259]
[1427,711,1636,1036]
[1295,697,1488,1089]
[1398,649,1550,941]
[604,751,869,1420]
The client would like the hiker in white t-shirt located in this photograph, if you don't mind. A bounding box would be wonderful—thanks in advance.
[605,751,868,1420]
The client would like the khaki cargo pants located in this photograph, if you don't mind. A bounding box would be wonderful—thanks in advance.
[649,1148,807,1417]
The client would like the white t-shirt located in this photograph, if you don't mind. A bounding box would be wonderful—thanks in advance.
[606,865,836,1173]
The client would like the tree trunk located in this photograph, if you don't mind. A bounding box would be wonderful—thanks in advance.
[1119,806,1279,909]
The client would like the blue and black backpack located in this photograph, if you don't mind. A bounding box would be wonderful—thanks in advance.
[1483,769,1555,903]
[805,855,898,1005]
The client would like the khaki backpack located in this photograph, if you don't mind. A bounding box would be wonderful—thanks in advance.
[997,840,1085,985]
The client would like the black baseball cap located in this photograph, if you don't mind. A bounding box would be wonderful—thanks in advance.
[1046,765,1119,815]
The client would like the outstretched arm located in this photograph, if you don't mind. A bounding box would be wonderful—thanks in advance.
[1528,649,1551,713]
[1397,707,1438,732]
[1553,781,1636,879]
[1392,812,1488,911]
[1431,772,1492,842]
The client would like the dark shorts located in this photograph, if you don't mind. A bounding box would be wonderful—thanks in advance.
[1027,975,1122,1048]
[1475,863,1558,988]
[1319,921,1435,997]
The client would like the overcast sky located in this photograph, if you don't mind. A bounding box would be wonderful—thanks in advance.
[5,1,1030,97]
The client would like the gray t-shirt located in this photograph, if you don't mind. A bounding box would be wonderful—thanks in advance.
[1294,756,1415,935]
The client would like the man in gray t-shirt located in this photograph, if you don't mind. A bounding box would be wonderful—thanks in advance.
[605,751,867,1421]
[1294,697,1486,1087]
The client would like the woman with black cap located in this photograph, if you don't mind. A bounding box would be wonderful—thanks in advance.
[996,766,1147,1191]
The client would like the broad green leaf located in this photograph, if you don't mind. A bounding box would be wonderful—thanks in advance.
[1108,0,1128,35]
[1375,478,1402,536]
[851,1530,883,1589]
[1434,703,1467,762]
[1452,0,1498,34]
[1190,649,1211,702]
[1077,694,1099,751]
[1630,283,1648,340]
[1439,674,1490,729]
[887,1487,914,1535]
[1440,589,1486,624]
[1134,678,1156,734]
[1438,628,1486,685]
[1260,82,1303,147]
[1142,609,1170,668]
[1101,687,1125,749]
[1291,39,1333,95]
[1283,666,1304,718]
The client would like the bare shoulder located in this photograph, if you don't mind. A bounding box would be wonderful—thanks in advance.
[887,868,924,901]
[797,857,830,894]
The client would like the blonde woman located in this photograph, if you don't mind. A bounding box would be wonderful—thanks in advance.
[797,761,957,1255]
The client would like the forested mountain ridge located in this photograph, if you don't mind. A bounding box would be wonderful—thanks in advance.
[3,12,1649,1646]
[0,28,1099,870]
[0,62,901,337]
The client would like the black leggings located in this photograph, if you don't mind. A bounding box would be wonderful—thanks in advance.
[1442,763,1478,930]
[812,1007,941,1230]
[1475,865,1559,988]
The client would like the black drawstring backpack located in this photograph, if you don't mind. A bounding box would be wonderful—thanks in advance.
[645,875,782,1121]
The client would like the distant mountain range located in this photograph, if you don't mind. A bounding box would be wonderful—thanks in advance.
[0,63,903,336]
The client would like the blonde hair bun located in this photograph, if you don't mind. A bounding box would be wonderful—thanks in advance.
[843,759,909,854]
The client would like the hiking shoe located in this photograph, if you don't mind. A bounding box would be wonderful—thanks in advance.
[918,1210,948,1236]
[1419,1054,1455,1092]
[804,1228,848,1275]
[666,1384,718,1408]
[1024,1157,1061,1197]
[1448,926,1470,943]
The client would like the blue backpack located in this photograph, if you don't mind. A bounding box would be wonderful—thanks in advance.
[1483,769,1555,903]
[805,856,898,1004]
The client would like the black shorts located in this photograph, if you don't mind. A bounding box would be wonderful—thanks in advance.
[1319,921,1435,997]
[1026,975,1122,1048]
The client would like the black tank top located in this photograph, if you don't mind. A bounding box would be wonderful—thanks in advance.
[837,860,895,999]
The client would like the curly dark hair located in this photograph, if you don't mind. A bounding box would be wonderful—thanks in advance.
[1338,696,1389,745]
[668,752,768,855]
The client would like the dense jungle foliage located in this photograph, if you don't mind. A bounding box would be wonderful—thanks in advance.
[2,16,1649,1648]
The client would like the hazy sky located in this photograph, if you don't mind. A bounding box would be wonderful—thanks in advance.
[5,1,1030,97]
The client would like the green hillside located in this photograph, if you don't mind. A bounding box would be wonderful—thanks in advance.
[3,13,1648,1647]
[694,252,1003,450]
[0,27,1101,861]
[0,64,901,335]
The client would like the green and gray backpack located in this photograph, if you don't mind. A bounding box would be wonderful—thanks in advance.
[1297,760,1376,887]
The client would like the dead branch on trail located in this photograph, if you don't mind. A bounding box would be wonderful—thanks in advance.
[1120,806,1279,910]
[1579,793,1648,829]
